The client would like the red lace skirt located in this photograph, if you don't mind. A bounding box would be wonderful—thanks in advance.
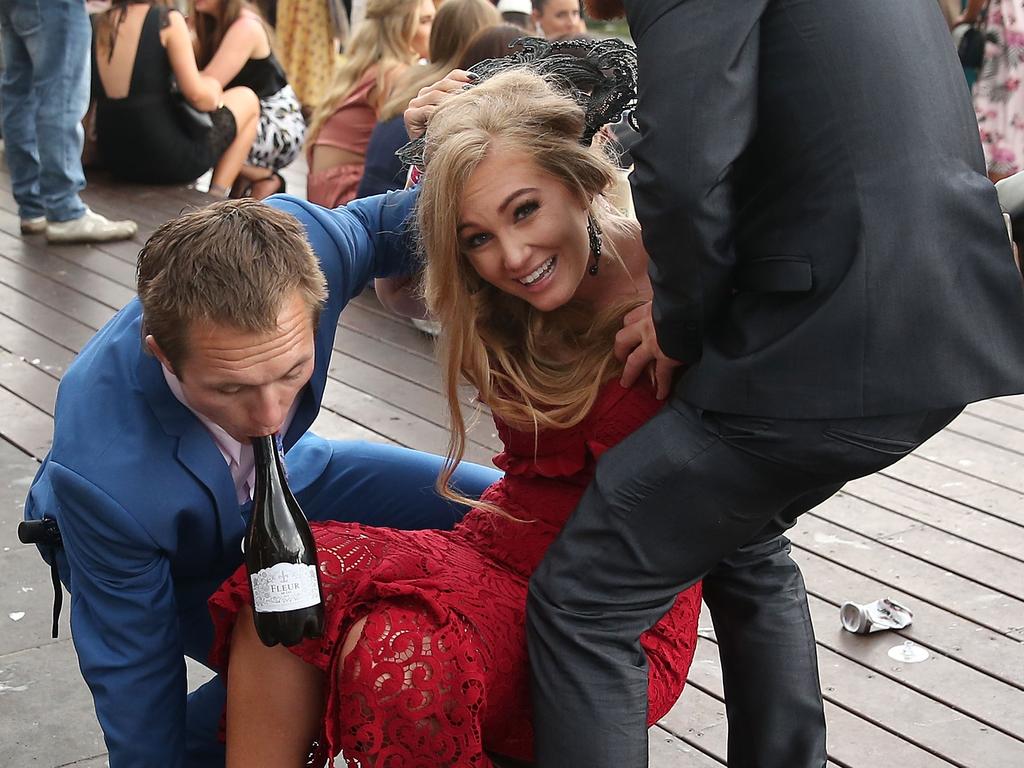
[209,521,701,766]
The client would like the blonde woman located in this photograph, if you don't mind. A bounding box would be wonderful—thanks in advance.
[208,48,701,768]
[192,0,307,197]
[305,0,435,207]
[357,0,499,197]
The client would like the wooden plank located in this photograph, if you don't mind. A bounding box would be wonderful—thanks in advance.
[967,398,1024,431]
[309,407,400,446]
[0,238,134,310]
[948,409,1024,451]
[913,428,1024,496]
[0,350,59,415]
[811,492,1024,598]
[0,255,117,330]
[792,543,1024,687]
[328,352,501,454]
[0,385,54,460]
[843,474,1024,561]
[657,683,729,763]
[0,283,95,352]
[320,377,493,466]
[648,725,724,768]
[802,594,1024,739]
[340,300,438,360]
[670,637,961,768]
[793,510,1024,637]
[882,453,1024,528]
[0,312,76,377]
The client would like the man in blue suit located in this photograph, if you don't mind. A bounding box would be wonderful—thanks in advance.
[23,191,500,767]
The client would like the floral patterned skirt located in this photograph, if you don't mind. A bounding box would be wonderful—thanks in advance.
[248,85,307,173]
[974,0,1024,177]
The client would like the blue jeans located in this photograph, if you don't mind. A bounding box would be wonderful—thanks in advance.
[0,0,88,222]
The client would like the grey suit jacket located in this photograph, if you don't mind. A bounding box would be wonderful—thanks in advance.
[625,0,1024,417]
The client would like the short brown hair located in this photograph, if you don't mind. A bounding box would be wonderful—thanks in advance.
[137,198,327,372]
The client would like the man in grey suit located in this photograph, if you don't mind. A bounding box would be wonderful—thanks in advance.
[526,1,1024,766]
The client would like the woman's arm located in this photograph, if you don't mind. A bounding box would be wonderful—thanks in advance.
[375,275,430,319]
[162,11,223,111]
[201,15,268,86]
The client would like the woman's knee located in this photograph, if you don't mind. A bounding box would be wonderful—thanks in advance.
[222,86,260,121]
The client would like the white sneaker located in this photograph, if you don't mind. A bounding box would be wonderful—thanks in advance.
[20,216,46,235]
[46,207,137,244]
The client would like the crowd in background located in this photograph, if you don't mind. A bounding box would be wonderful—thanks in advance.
[0,0,593,244]
[1,0,1019,246]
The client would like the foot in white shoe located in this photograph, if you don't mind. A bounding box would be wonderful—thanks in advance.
[46,208,138,244]
[20,216,46,235]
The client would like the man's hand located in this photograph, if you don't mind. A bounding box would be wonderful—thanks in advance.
[404,70,477,139]
[615,301,684,399]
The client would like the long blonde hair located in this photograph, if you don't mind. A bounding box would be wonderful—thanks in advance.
[307,0,423,145]
[418,69,641,513]
[379,0,499,122]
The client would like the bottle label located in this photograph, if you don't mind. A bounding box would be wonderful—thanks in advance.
[250,563,321,612]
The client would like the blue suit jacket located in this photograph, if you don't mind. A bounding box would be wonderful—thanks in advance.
[24,191,418,766]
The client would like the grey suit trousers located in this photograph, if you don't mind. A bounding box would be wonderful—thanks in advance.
[526,398,961,767]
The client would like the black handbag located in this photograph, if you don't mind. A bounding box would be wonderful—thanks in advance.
[170,77,214,140]
[958,1,991,70]
[173,94,214,140]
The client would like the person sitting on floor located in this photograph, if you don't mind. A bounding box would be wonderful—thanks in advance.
[192,0,306,198]
[92,0,260,196]
[305,0,435,208]
[355,0,498,199]
[22,192,500,767]
[208,44,702,768]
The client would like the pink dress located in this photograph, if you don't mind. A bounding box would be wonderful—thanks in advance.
[306,69,378,207]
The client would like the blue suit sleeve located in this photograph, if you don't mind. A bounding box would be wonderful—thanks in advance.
[265,189,421,312]
[50,463,188,768]
[624,0,768,362]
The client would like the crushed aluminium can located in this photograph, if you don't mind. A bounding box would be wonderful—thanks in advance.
[839,597,914,634]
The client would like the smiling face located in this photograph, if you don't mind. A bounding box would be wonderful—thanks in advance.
[533,0,581,39]
[147,291,316,442]
[458,145,591,312]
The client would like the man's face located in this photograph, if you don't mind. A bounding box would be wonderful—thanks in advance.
[148,291,316,442]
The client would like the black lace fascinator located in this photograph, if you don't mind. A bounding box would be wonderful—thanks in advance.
[396,36,638,171]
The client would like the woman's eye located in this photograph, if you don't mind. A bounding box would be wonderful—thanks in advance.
[464,232,491,249]
[514,202,539,221]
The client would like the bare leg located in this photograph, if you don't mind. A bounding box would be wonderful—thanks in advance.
[211,86,260,193]
[235,163,285,200]
[225,606,326,768]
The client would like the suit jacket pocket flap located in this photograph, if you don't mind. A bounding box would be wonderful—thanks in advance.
[735,256,812,293]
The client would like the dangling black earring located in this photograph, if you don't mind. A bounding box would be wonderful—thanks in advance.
[587,214,602,276]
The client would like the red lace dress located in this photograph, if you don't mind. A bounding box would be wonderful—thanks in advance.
[209,381,702,766]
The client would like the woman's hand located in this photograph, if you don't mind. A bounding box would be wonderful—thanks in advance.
[614,301,684,400]
[404,69,477,139]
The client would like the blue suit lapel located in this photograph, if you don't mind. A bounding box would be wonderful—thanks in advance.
[136,349,246,563]
[283,313,331,451]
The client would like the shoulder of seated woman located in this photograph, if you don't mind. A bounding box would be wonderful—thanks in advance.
[231,13,269,41]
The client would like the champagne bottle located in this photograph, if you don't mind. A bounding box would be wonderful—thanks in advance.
[245,434,324,647]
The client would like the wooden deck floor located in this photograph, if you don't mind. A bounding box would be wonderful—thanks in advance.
[1,157,1022,768]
